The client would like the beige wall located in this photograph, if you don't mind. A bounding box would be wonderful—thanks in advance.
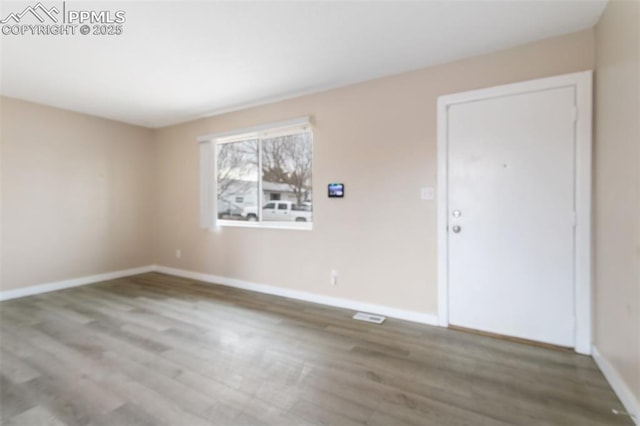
[152,29,595,315]
[0,97,154,291]
[594,0,640,410]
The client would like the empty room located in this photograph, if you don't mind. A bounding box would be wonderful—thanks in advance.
[0,0,638,425]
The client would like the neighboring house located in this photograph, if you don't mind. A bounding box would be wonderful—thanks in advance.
[262,181,312,203]
[217,179,257,217]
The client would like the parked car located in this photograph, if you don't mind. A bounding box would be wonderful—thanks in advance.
[217,199,243,218]
[241,201,312,222]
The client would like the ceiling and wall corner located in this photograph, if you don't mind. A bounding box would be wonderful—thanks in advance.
[0,1,607,128]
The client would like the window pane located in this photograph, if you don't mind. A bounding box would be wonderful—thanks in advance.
[216,139,258,221]
[261,131,313,223]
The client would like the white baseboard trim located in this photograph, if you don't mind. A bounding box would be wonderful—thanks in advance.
[0,265,156,302]
[154,265,439,326]
[1,263,439,326]
[592,345,639,424]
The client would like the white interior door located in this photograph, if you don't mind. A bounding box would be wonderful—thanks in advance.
[447,86,577,347]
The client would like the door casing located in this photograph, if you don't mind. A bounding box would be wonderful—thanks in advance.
[436,71,593,354]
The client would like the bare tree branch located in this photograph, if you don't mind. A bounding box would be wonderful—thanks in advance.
[216,140,257,202]
[261,133,312,205]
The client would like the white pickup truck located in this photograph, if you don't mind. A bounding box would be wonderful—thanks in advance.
[241,201,312,222]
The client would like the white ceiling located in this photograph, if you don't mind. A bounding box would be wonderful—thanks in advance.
[0,1,607,128]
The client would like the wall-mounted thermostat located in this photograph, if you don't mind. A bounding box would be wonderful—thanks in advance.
[328,183,344,198]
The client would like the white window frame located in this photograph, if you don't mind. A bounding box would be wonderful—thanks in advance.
[199,116,313,231]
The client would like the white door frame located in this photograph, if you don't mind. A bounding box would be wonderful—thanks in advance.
[436,71,593,354]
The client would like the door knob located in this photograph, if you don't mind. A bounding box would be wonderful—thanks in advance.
[452,225,461,233]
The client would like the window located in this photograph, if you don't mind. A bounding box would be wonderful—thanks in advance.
[198,117,313,230]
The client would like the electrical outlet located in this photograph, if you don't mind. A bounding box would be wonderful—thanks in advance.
[331,269,338,286]
[176,249,181,259]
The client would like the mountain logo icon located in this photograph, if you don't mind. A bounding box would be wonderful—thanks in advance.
[0,2,60,24]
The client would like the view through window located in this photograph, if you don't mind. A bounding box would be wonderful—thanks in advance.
[215,126,313,227]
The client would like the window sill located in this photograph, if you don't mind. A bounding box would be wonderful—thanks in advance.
[214,220,313,231]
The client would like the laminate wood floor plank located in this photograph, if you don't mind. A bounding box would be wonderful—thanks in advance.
[0,374,36,422]
[0,272,632,425]
[88,402,162,426]
[4,405,68,426]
